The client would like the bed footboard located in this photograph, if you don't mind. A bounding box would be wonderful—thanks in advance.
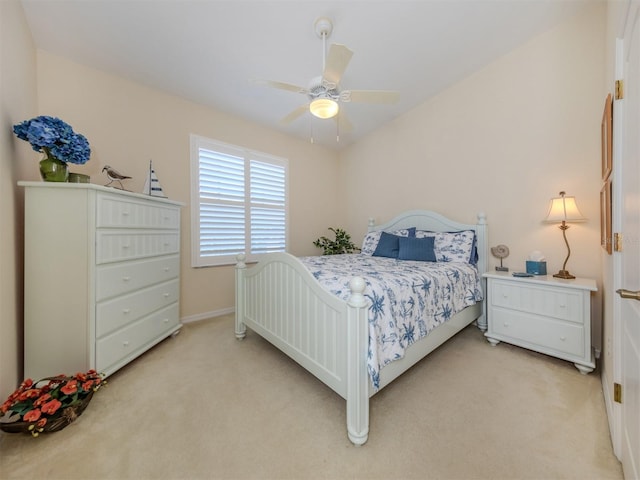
[235,253,371,445]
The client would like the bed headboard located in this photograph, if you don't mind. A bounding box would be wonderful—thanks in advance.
[367,210,488,276]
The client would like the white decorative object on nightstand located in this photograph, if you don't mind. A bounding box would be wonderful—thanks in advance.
[20,182,183,380]
[483,271,597,374]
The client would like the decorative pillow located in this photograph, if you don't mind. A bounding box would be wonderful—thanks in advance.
[398,236,436,262]
[372,232,401,258]
[414,231,436,240]
[361,227,416,255]
[415,230,476,264]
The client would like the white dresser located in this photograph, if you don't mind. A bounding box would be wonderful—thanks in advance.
[483,272,597,374]
[20,182,183,380]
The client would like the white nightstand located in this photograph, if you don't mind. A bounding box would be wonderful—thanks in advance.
[483,271,597,374]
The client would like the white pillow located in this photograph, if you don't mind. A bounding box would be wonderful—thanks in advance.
[415,230,476,263]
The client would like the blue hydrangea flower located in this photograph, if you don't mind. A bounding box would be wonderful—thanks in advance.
[13,116,91,165]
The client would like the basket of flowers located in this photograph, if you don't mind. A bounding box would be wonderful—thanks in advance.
[0,370,104,437]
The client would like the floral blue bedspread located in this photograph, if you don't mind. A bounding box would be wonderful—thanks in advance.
[299,254,483,390]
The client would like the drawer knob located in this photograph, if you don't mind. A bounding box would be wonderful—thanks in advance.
[122,308,130,314]
[163,267,170,272]
[163,293,170,298]
[122,276,131,282]
[503,322,509,327]
[560,336,566,341]
[163,318,169,323]
[122,244,130,249]
[123,341,130,347]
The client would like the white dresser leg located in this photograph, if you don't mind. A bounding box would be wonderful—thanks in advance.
[574,363,594,375]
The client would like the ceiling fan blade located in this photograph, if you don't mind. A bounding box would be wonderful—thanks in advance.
[280,104,308,125]
[323,44,353,85]
[334,110,353,133]
[346,90,400,104]
[251,79,307,94]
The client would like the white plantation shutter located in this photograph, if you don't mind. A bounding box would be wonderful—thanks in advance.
[190,135,288,266]
[250,159,286,254]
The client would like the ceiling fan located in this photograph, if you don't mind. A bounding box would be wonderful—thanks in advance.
[254,17,399,134]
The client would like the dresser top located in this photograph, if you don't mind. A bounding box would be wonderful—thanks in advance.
[483,270,597,291]
[18,181,184,206]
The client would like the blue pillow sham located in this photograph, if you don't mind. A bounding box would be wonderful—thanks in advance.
[372,232,401,258]
[361,227,416,255]
[398,236,436,262]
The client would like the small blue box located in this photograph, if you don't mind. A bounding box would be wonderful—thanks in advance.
[526,261,547,275]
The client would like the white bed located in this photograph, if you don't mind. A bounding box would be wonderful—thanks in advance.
[235,210,488,445]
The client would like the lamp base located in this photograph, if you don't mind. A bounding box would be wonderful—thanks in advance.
[553,270,576,279]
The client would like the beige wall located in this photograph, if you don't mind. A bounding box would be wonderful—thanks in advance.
[339,4,606,347]
[0,0,37,396]
[35,51,343,321]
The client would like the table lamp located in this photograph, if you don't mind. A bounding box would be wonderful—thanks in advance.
[544,191,585,279]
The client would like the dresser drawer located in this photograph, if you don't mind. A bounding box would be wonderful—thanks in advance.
[96,231,179,264]
[96,255,179,301]
[96,303,179,373]
[491,308,584,357]
[97,193,179,229]
[490,280,583,324]
[96,279,179,338]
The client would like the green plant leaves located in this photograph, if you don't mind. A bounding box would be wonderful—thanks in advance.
[313,227,360,255]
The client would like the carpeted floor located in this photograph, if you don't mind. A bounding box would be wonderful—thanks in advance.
[0,314,623,480]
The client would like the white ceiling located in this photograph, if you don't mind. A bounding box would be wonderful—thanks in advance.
[20,0,596,150]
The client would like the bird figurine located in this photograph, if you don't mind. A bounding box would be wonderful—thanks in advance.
[102,165,131,190]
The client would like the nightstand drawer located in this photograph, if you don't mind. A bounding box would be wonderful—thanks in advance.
[490,280,583,324]
[491,308,584,357]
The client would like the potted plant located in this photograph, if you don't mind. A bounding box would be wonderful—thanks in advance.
[13,115,91,182]
[313,227,361,255]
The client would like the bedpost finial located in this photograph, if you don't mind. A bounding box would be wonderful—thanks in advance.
[477,212,487,224]
[368,217,375,227]
[350,277,365,293]
[348,277,367,308]
[236,253,246,268]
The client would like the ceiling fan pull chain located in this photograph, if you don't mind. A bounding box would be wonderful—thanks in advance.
[322,30,326,72]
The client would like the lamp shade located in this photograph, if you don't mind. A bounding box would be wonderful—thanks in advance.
[310,98,339,119]
[544,191,586,223]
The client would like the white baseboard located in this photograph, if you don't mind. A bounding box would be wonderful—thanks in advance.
[181,307,235,324]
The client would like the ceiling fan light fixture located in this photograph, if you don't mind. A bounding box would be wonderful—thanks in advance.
[310,98,339,119]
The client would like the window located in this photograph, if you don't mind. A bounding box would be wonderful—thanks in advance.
[190,135,288,267]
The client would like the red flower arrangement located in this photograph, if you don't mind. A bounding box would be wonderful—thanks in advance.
[0,370,104,437]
